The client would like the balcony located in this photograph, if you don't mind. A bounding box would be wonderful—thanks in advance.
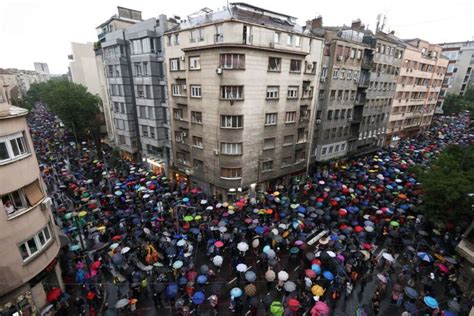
[358,77,370,88]
[361,57,373,69]
[355,95,367,105]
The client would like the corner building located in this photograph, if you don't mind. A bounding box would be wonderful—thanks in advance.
[164,3,323,199]
[0,91,63,313]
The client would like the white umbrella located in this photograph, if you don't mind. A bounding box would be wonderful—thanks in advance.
[121,247,130,254]
[143,227,151,235]
[115,298,129,309]
[382,253,395,262]
[252,239,260,248]
[219,226,227,233]
[237,242,249,252]
[326,251,336,258]
[364,226,374,232]
[212,255,223,267]
[278,271,289,281]
[265,269,276,281]
[110,243,119,249]
[284,281,296,292]
[377,273,387,283]
[236,263,248,272]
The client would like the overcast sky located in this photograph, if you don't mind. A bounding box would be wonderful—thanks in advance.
[1,0,472,74]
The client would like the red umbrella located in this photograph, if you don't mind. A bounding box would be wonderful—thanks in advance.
[354,226,364,233]
[47,287,62,303]
[330,200,338,206]
[288,298,300,311]
[338,209,347,216]
[86,291,96,300]
[215,241,224,248]
[187,270,198,281]
[311,258,321,266]
[112,235,122,241]
[362,243,373,250]
[305,269,317,278]
[90,260,101,270]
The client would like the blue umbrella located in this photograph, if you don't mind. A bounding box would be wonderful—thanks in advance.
[297,206,306,213]
[114,191,123,196]
[165,284,178,299]
[182,197,189,203]
[192,291,205,305]
[323,271,334,281]
[245,271,257,282]
[424,296,439,309]
[230,287,243,298]
[417,252,434,262]
[112,253,124,266]
[197,275,208,284]
[311,264,321,274]
[178,276,187,285]
[404,287,418,299]
[207,239,216,245]
[190,228,200,235]
[76,269,86,283]
[255,226,265,234]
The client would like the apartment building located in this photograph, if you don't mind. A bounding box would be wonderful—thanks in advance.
[0,68,49,104]
[101,15,175,172]
[68,42,102,96]
[386,39,447,144]
[33,62,50,80]
[361,31,405,152]
[438,41,474,110]
[308,18,373,161]
[95,7,142,146]
[164,4,323,199]
[0,91,63,313]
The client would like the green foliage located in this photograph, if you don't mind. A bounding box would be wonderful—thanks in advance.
[464,87,474,105]
[26,79,100,140]
[413,145,474,225]
[443,93,466,115]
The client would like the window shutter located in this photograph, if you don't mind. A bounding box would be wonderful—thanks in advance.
[24,180,44,206]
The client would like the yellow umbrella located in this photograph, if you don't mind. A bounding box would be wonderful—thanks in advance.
[223,202,229,208]
[79,211,88,217]
[194,215,202,221]
[97,226,106,231]
[273,191,280,196]
[228,205,234,211]
[311,285,325,296]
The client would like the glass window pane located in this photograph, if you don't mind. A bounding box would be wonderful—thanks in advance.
[38,231,46,245]
[20,244,29,259]
[0,142,9,160]
[10,139,19,156]
[44,225,51,240]
[27,238,38,254]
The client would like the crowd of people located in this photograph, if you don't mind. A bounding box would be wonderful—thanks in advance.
[30,103,472,316]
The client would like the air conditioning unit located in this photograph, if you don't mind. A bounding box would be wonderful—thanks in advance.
[269,41,275,48]
[180,55,186,61]
[213,149,219,156]
[316,119,322,124]
[337,55,343,61]
[216,67,223,75]
[40,197,52,211]
[347,117,353,122]
[320,77,326,83]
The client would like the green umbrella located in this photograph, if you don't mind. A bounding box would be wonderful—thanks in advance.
[390,221,400,227]
[69,244,80,251]
[270,301,284,316]
[81,192,90,198]
[183,215,194,222]
[64,213,73,219]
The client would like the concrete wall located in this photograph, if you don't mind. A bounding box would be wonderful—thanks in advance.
[69,42,102,96]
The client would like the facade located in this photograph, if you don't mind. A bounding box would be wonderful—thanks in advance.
[386,39,447,144]
[68,42,102,96]
[101,15,174,170]
[438,41,474,111]
[0,91,63,314]
[0,68,49,104]
[33,62,50,80]
[95,7,142,146]
[164,4,323,198]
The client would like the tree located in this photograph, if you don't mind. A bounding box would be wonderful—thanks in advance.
[412,145,474,226]
[442,93,466,115]
[25,79,101,141]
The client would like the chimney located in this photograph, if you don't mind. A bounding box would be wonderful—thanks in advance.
[351,19,362,30]
[311,16,322,29]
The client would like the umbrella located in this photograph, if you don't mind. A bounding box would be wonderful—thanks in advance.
[278,271,289,281]
[447,300,461,312]
[236,263,248,272]
[305,269,316,278]
[112,253,124,266]
[192,291,205,305]
[382,253,395,262]
[311,264,321,274]
[245,271,257,282]
[377,273,387,283]
[311,285,325,296]
[284,281,296,292]
[323,271,334,281]
[244,284,257,296]
[359,250,370,261]
[266,249,276,259]
[437,263,449,274]
[265,269,276,281]
[404,301,418,314]
[230,287,243,298]
[197,275,208,284]
[404,287,418,299]
[165,284,178,299]
[390,221,400,228]
[115,298,129,309]
[172,260,183,269]
[424,296,439,309]
[200,265,209,274]
[237,242,249,252]
[417,252,434,262]
[69,244,80,252]
[313,301,329,314]
[177,239,186,247]
[326,251,336,258]
[183,215,193,222]
[120,247,131,254]
[110,243,119,249]
[287,298,300,311]
[46,287,62,303]
[215,241,224,248]
[212,255,223,267]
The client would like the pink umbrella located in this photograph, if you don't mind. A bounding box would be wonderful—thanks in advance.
[437,263,449,274]
[214,241,224,248]
[311,301,329,316]
[336,254,345,262]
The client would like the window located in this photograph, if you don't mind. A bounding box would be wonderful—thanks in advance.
[333,68,339,79]
[350,48,356,59]
[287,86,299,99]
[171,84,185,96]
[142,125,149,137]
[221,142,242,155]
[143,62,148,76]
[137,85,145,98]
[321,147,327,156]
[327,110,333,120]
[268,57,282,71]
[19,224,52,261]
[190,85,202,98]
[263,138,275,150]
[281,156,292,167]
[353,71,359,80]
[215,24,223,42]
[337,90,343,100]
[262,160,273,172]
[321,67,328,78]
[193,159,204,171]
[189,56,200,70]
[220,86,243,100]
[219,54,245,69]
[174,34,180,45]
[328,146,334,154]
[285,111,297,123]
[190,28,204,42]
[299,105,310,121]
[274,32,280,44]
[170,58,180,71]
[150,127,155,139]
[356,50,362,59]
[340,69,345,79]
[295,35,301,47]
[221,115,243,128]
[318,90,325,100]
[0,132,29,163]
[176,151,188,164]
[266,86,279,99]
[191,111,202,124]
[297,128,308,143]
[173,108,184,120]
[334,109,340,120]
[290,60,302,72]
[305,61,317,74]
[192,136,203,148]
[264,113,278,126]
[221,167,242,179]
[134,63,142,76]
[283,135,294,146]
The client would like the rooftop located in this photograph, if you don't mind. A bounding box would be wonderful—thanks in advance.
[0,105,29,120]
